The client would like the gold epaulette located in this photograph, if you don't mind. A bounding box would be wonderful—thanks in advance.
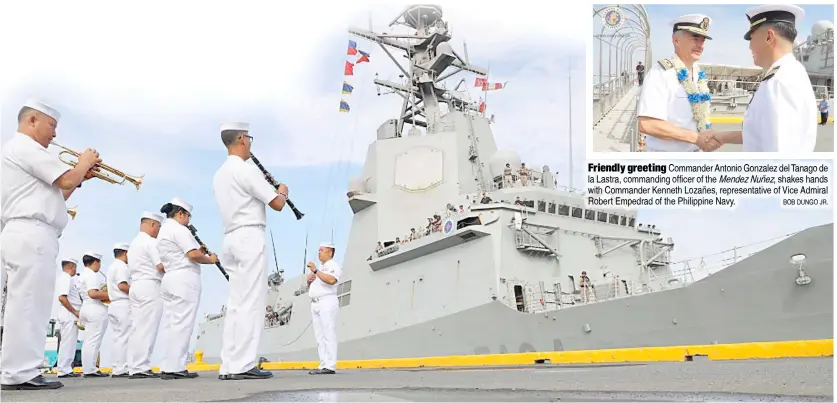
[657,59,674,70]
[761,65,780,82]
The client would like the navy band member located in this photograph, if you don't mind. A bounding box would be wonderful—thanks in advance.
[158,197,218,379]
[637,14,719,152]
[713,4,816,152]
[127,211,165,378]
[213,122,288,380]
[0,100,100,390]
[55,258,82,378]
[106,243,131,377]
[79,251,109,377]
[306,243,343,375]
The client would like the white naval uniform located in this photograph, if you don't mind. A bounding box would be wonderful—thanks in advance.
[55,272,83,376]
[212,155,279,375]
[742,53,817,152]
[158,219,203,373]
[309,260,343,371]
[637,61,704,152]
[79,267,108,374]
[126,231,164,375]
[0,132,70,385]
[106,259,131,375]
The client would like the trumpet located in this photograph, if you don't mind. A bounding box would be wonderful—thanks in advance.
[101,284,110,306]
[50,142,144,190]
[67,206,78,220]
[76,320,85,331]
[250,153,304,220]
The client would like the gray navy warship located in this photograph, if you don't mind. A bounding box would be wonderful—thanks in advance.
[194,4,834,364]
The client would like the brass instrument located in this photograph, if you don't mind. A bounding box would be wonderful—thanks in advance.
[50,142,144,190]
[67,206,78,220]
[76,320,85,331]
[101,283,110,306]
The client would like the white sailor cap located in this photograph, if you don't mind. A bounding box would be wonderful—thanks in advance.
[83,251,102,261]
[141,211,164,223]
[170,197,192,214]
[744,4,804,40]
[670,14,713,40]
[320,242,336,249]
[220,122,249,133]
[62,257,79,265]
[113,243,130,251]
[22,99,61,122]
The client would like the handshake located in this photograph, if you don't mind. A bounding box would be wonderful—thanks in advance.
[694,129,726,152]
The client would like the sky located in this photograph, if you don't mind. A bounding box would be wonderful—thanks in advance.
[592,3,835,80]
[0,0,586,367]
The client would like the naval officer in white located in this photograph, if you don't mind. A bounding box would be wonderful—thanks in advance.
[1,100,100,390]
[713,4,817,152]
[307,243,343,375]
[106,243,132,378]
[127,211,165,378]
[55,258,82,378]
[79,252,109,377]
[636,14,720,152]
[213,122,288,380]
[158,197,218,379]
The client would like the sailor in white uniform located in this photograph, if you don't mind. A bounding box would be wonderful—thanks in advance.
[212,122,288,380]
[126,211,165,378]
[106,243,132,378]
[79,252,109,377]
[157,197,218,379]
[306,243,343,375]
[1,100,100,390]
[636,14,720,152]
[714,4,817,152]
[55,258,82,378]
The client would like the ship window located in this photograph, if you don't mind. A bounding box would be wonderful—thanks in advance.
[548,202,557,214]
[338,280,352,294]
[571,207,582,218]
[620,216,627,226]
[597,212,607,222]
[628,217,636,227]
[339,293,352,307]
[538,200,546,212]
[558,205,569,215]
[513,285,525,312]
[567,275,577,293]
[608,214,619,224]
[585,210,595,220]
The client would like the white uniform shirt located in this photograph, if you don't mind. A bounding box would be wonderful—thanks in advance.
[212,155,279,234]
[157,219,201,275]
[56,272,83,321]
[742,53,817,152]
[308,260,343,299]
[128,231,163,282]
[80,267,107,308]
[1,132,70,231]
[106,259,130,302]
[637,61,703,152]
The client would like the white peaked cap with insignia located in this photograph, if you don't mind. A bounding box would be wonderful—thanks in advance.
[113,243,130,251]
[320,242,335,249]
[170,197,192,214]
[220,122,249,132]
[23,99,61,122]
[62,257,79,265]
[744,4,804,40]
[670,14,713,40]
[84,251,102,260]
[142,211,164,223]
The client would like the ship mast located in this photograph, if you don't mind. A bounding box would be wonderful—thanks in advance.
[348,5,488,137]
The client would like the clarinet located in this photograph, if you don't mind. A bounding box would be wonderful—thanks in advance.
[187,224,229,281]
[250,153,304,220]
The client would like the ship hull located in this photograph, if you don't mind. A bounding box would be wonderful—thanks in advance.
[196,223,833,363]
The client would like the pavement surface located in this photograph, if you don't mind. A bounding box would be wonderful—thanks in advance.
[3,358,832,402]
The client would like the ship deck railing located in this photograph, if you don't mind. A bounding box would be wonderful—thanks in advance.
[592,76,640,152]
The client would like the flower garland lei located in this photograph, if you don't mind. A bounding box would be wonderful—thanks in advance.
[671,56,712,132]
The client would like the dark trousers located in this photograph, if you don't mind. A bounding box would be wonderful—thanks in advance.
[637,73,644,85]
[821,112,828,125]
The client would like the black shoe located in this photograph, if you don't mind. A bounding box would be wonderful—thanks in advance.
[308,368,336,375]
[161,371,199,380]
[83,371,108,378]
[129,370,160,379]
[308,368,323,375]
[1,375,64,390]
[222,366,273,380]
[57,373,81,378]
[110,373,130,378]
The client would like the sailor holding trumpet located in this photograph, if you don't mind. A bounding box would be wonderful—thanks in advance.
[79,251,110,377]
[1,100,100,390]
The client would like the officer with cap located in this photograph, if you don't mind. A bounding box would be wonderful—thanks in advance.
[637,14,719,152]
[713,4,817,152]
[79,251,109,377]
[306,242,343,375]
[106,243,132,377]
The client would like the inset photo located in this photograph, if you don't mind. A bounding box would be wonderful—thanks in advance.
[591,4,834,154]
